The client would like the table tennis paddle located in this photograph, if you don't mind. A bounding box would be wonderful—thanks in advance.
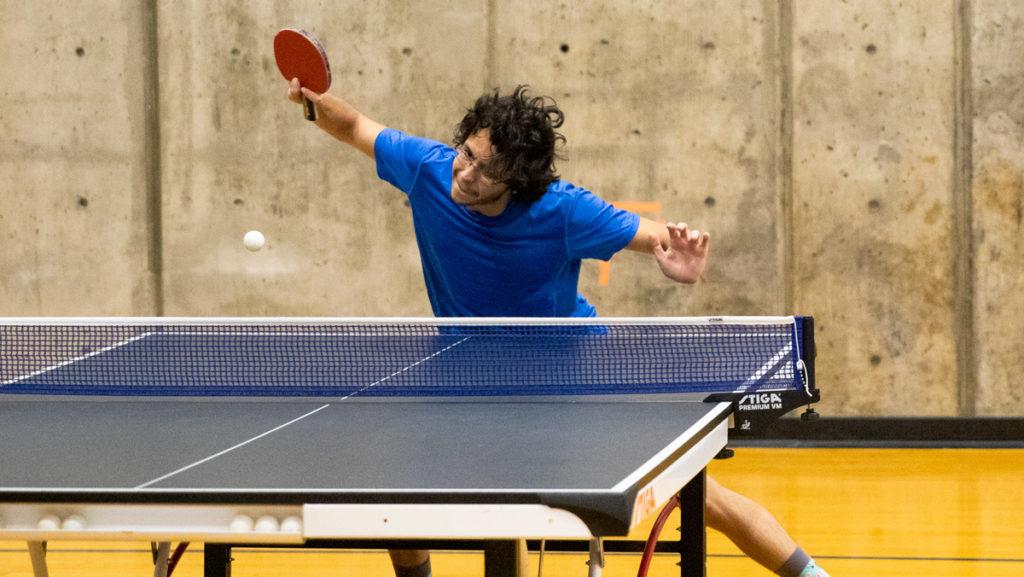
[273,28,331,121]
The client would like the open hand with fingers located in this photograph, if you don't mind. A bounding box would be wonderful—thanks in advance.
[651,222,710,284]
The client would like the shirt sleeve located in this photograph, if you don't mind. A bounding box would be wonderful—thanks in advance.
[565,188,641,261]
[375,128,449,194]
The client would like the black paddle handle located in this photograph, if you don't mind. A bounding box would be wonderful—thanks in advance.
[303,96,317,121]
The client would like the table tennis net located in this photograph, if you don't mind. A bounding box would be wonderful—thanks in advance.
[0,318,809,397]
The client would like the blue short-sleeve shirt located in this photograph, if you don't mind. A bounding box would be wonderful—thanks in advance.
[375,128,639,317]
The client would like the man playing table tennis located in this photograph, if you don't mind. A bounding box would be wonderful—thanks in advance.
[287,80,829,577]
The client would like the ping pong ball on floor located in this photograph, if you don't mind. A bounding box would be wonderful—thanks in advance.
[243,230,266,252]
[229,514,254,532]
[254,515,280,532]
[62,515,87,530]
[37,515,61,531]
[280,516,303,533]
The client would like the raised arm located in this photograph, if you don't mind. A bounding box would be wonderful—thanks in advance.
[287,78,385,159]
[626,216,710,284]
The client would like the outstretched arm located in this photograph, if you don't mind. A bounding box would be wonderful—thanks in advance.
[626,217,710,284]
[287,78,385,159]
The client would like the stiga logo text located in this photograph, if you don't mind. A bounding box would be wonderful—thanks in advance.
[738,393,783,411]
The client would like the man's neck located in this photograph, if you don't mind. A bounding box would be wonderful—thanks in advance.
[466,191,512,217]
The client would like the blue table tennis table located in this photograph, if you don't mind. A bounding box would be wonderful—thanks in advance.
[0,317,818,577]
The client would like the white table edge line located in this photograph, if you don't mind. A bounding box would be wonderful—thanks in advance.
[609,402,731,493]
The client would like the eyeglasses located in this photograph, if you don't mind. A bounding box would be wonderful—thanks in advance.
[455,145,502,182]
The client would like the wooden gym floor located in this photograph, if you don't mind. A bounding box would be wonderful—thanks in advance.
[2,447,1022,577]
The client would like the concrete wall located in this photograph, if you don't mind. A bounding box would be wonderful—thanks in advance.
[971,0,1024,415]
[1,1,1021,416]
[792,1,959,416]
[1,1,157,314]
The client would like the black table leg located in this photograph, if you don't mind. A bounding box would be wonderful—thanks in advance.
[678,468,707,577]
[483,540,521,577]
[204,543,232,577]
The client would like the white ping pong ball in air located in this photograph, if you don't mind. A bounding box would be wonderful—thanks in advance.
[254,515,280,533]
[243,230,266,252]
[229,514,254,532]
[37,515,61,531]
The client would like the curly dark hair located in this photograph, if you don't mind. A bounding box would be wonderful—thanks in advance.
[453,85,566,203]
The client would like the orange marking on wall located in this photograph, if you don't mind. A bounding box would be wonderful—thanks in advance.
[598,201,663,286]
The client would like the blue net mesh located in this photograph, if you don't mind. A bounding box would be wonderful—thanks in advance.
[0,319,807,397]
